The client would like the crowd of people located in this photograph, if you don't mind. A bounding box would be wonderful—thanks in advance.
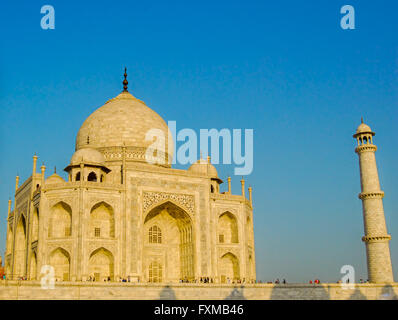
[0,274,371,284]
[178,277,257,284]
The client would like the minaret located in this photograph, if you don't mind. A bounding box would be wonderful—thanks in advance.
[353,119,394,283]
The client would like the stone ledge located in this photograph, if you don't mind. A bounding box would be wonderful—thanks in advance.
[0,282,397,300]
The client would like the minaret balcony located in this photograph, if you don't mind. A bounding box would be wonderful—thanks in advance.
[358,191,384,200]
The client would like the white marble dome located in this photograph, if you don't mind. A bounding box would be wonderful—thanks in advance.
[75,91,173,161]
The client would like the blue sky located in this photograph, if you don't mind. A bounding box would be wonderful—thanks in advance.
[0,0,397,282]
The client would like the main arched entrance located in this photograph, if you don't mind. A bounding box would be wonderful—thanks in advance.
[143,201,194,283]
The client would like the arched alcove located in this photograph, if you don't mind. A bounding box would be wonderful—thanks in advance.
[89,202,115,238]
[30,252,37,280]
[14,215,27,278]
[49,247,70,281]
[88,172,97,182]
[88,247,114,281]
[49,202,72,238]
[218,212,239,244]
[219,252,240,283]
[32,208,39,242]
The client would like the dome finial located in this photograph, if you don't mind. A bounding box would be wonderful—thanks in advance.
[123,67,128,92]
[361,117,364,124]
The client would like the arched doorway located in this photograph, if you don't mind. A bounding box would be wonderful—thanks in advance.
[14,215,27,278]
[49,202,72,238]
[218,212,239,244]
[143,201,194,283]
[49,248,70,281]
[219,252,240,283]
[148,260,163,283]
[88,248,114,281]
[89,202,115,238]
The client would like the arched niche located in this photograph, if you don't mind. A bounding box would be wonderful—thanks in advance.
[49,247,70,281]
[218,211,239,244]
[32,208,39,242]
[89,202,115,238]
[88,247,114,281]
[14,215,27,278]
[49,202,72,238]
[219,252,240,283]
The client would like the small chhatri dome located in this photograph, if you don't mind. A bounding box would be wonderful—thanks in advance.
[353,117,375,137]
[45,173,65,185]
[70,147,105,165]
[188,156,222,182]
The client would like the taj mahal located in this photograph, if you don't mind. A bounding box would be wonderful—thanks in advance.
[3,70,256,284]
[1,70,396,300]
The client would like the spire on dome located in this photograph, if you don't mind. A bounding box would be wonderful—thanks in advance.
[361,117,364,124]
[123,67,128,92]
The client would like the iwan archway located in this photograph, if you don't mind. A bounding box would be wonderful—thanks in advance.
[143,201,194,283]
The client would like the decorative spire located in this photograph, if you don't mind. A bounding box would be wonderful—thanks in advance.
[54,166,57,174]
[361,117,364,124]
[123,67,128,92]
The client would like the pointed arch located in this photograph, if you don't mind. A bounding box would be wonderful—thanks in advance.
[32,207,39,242]
[49,201,72,238]
[218,211,239,244]
[89,201,115,238]
[30,252,37,280]
[49,247,70,281]
[14,214,27,278]
[88,247,114,281]
[6,227,13,254]
[88,171,97,182]
[143,201,194,282]
[219,252,240,283]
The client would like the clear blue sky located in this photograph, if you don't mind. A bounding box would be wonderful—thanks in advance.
[0,0,397,282]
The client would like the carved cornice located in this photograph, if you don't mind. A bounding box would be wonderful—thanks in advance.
[98,146,171,168]
[355,145,377,154]
[211,193,252,208]
[143,191,195,215]
[362,235,391,243]
[358,191,384,200]
[43,182,124,192]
